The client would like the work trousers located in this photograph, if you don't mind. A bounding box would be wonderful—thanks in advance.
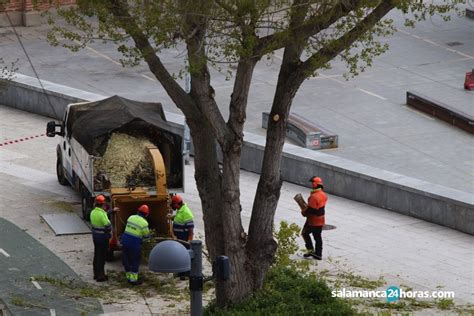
[122,244,142,282]
[93,236,109,279]
[302,225,323,257]
[174,231,190,278]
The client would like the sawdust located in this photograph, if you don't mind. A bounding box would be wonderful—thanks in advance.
[94,133,155,188]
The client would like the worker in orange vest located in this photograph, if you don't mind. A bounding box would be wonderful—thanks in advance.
[301,176,328,260]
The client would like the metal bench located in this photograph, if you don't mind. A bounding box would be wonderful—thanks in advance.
[406,91,474,134]
[262,112,338,150]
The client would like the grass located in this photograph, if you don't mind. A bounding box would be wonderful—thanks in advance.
[436,298,454,310]
[10,296,47,310]
[336,272,386,290]
[47,200,76,213]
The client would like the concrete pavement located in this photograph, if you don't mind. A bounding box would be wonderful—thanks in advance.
[0,104,473,314]
[0,6,472,194]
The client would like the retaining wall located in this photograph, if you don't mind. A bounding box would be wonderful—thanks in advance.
[1,74,473,235]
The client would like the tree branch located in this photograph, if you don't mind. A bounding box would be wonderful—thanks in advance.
[298,0,395,75]
[254,0,364,57]
[182,0,231,147]
[106,0,199,118]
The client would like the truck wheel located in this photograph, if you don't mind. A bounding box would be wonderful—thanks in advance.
[56,159,69,186]
[81,191,93,221]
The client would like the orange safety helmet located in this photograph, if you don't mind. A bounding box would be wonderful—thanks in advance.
[171,194,183,208]
[310,176,323,188]
[95,195,106,204]
[138,204,150,216]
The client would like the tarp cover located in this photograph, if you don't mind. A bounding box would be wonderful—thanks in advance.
[68,95,176,155]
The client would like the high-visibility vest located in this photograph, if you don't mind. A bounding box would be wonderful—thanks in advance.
[123,214,150,240]
[173,203,194,233]
[90,207,111,236]
[306,189,327,227]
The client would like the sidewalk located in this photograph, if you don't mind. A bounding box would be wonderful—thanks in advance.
[1,104,473,313]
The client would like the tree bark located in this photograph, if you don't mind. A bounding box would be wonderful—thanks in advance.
[246,0,310,290]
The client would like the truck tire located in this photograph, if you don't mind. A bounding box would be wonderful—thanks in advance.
[56,159,69,186]
[81,190,93,221]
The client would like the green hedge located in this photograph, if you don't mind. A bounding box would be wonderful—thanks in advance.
[206,267,356,315]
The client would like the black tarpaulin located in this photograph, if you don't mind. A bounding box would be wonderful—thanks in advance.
[68,95,175,154]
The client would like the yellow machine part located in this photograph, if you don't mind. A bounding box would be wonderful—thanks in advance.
[109,146,172,240]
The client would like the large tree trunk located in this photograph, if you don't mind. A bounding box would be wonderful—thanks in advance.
[216,144,253,305]
[188,121,224,259]
[246,67,304,289]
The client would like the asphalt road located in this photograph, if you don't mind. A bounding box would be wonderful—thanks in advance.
[0,218,102,315]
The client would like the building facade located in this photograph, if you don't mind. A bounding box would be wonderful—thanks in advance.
[0,0,76,26]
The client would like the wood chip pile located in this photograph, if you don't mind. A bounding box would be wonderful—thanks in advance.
[94,133,155,188]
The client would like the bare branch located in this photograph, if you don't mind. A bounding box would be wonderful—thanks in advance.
[105,0,198,118]
[182,0,231,147]
[254,0,364,57]
[298,0,395,75]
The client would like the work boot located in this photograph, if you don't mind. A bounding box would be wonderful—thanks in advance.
[96,275,108,282]
[303,250,314,258]
[128,279,142,286]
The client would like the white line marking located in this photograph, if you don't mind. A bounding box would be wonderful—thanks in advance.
[453,51,474,59]
[357,88,387,100]
[396,28,474,59]
[396,28,410,35]
[141,74,156,81]
[423,39,439,46]
[311,74,343,79]
[319,74,388,100]
[31,280,42,290]
[50,309,56,316]
[83,45,122,66]
[0,248,10,257]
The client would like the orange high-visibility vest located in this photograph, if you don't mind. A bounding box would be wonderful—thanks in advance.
[306,188,327,227]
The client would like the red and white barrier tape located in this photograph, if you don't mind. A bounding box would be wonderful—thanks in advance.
[0,134,45,147]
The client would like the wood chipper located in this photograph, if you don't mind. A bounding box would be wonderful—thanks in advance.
[46,95,185,255]
[108,146,174,253]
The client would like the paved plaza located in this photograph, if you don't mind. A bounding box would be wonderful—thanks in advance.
[0,4,473,314]
[0,6,473,194]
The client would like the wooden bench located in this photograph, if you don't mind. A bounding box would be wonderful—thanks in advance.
[406,91,474,134]
[262,112,338,150]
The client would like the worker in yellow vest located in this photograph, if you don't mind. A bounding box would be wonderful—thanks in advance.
[121,205,151,285]
[169,195,194,242]
[90,195,112,282]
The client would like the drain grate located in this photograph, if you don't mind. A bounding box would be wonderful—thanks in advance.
[446,42,463,47]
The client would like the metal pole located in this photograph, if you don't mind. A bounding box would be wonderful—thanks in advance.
[190,240,203,316]
[183,71,191,165]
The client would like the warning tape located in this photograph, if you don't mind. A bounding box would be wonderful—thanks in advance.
[0,134,45,147]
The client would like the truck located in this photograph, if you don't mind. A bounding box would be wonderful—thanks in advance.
[46,95,184,252]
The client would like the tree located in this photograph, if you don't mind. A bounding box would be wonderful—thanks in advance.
[45,0,462,306]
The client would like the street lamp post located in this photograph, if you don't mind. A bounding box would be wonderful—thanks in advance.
[149,240,228,316]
